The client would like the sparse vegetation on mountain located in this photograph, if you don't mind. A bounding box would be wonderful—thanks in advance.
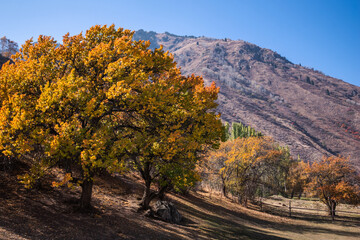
[133,30,360,169]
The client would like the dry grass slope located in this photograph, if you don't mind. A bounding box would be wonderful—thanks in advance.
[1,164,359,240]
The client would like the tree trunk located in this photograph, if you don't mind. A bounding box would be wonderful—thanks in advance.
[222,185,227,198]
[139,181,169,210]
[290,189,295,199]
[298,190,303,199]
[139,180,155,210]
[80,178,93,210]
[158,185,169,201]
[328,200,337,218]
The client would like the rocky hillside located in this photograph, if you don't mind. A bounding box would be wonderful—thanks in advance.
[133,30,360,168]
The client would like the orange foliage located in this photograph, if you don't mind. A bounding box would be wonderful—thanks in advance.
[205,137,293,205]
[306,156,360,214]
[0,25,223,209]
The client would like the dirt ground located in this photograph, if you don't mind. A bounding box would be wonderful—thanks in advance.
[1,166,359,240]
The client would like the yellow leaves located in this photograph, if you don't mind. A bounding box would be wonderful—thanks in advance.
[205,136,292,200]
[18,162,47,189]
[0,24,223,198]
[85,98,97,114]
[52,173,73,188]
[106,80,131,99]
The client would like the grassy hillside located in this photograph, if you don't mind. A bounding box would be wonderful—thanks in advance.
[1,164,359,240]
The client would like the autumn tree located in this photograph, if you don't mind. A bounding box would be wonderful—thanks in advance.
[305,156,360,218]
[286,158,308,199]
[131,72,223,209]
[260,146,294,196]
[0,26,140,209]
[0,25,222,210]
[205,136,292,206]
[204,139,235,198]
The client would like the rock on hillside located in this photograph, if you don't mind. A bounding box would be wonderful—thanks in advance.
[134,30,360,168]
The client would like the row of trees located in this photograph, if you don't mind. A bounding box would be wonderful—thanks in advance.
[0,25,223,210]
[204,131,360,215]
[222,121,262,141]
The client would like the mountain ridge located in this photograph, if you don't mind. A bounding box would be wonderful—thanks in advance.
[134,30,360,168]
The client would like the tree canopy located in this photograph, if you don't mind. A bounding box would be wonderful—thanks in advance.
[0,25,223,209]
[205,136,293,205]
[305,156,360,216]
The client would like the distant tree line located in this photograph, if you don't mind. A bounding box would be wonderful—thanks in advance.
[222,121,262,141]
[203,122,360,216]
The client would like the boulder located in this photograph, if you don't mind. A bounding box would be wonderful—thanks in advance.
[154,200,182,224]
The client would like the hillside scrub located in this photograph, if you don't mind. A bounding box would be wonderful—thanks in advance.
[0,25,222,210]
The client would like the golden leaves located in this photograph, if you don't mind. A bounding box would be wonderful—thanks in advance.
[0,24,222,197]
[305,156,360,204]
[52,173,73,188]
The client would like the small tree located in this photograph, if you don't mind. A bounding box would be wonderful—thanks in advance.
[306,156,360,217]
[204,139,236,198]
[286,158,308,198]
[207,137,289,206]
[228,122,262,140]
[261,146,295,196]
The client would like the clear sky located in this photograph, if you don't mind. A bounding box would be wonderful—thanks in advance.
[1,0,359,86]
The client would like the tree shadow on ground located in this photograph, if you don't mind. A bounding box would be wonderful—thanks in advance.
[259,202,360,227]
[1,170,359,240]
[173,193,360,239]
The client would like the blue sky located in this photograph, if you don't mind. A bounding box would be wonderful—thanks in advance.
[1,0,359,86]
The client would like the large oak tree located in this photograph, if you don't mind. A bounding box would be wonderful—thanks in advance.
[0,25,222,209]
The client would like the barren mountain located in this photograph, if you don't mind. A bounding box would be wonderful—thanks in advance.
[134,30,360,168]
